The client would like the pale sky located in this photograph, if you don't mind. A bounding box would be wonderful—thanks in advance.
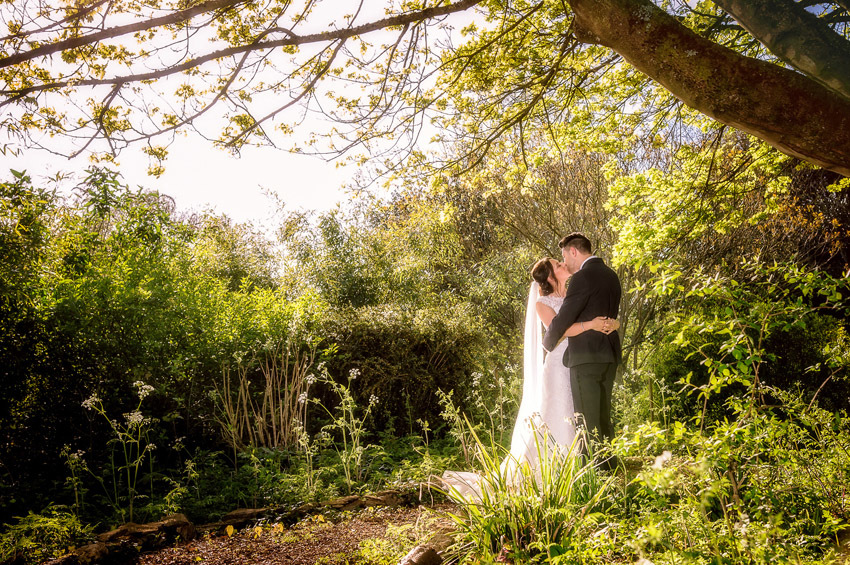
[2,136,353,228]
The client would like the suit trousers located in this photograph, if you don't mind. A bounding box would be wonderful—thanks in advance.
[570,362,617,447]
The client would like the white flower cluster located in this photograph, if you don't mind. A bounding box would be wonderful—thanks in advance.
[124,411,147,426]
[305,373,316,385]
[133,381,155,399]
[297,392,308,404]
[82,394,100,410]
[349,368,360,380]
[471,372,483,388]
[369,394,378,405]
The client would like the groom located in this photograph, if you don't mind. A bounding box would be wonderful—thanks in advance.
[542,232,622,453]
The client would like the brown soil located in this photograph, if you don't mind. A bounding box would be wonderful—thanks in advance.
[134,505,456,565]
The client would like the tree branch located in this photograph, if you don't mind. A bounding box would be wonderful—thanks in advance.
[0,0,249,69]
[0,0,111,43]
[712,0,850,101]
[0,0,482,71]
[224,39,347,147]
[569,0,850,176]
[70,82,122,158]
[0,0,484,104]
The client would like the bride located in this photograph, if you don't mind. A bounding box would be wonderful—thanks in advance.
[442,258,617,496]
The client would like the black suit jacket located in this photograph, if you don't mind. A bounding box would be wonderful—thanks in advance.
[542,257,622,367]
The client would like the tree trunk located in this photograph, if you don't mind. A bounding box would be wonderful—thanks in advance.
[569,0,850,176]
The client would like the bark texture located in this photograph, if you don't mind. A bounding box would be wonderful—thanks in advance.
[712,0,850,101]
[569,0,850,176]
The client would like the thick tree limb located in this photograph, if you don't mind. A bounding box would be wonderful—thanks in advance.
[569,0,850,176]
[712,0,850,101]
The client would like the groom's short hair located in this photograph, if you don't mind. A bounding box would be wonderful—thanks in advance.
[559,232,592,254]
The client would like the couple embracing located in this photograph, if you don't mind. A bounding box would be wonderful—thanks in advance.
[509,232,621,472]
[443,232,621,496]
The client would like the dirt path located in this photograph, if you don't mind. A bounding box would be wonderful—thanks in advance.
[134,505,456,565]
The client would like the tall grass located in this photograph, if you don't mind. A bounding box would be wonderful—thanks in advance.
[214,339,316,454]
[441,424,616,563]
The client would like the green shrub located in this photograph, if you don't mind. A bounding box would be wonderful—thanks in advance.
[315,303,486,438]
[0,506,94,565]
[355,523,416,565]
[612,392,850,563]
[603,259,850,563]
[644,259,850,429]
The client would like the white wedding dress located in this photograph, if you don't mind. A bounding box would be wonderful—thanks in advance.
[506,284,576,466]
[441,282,576,498]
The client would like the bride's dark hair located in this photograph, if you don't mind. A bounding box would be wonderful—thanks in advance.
[531,258,557,296]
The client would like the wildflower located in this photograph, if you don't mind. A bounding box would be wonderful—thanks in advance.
[124,411,145,425]
[298,392,308,404]
[82,394,100,410]
[369,394,378,405]
[349,368,360,380]
[134,381,155,399]
[305,373,316,385]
